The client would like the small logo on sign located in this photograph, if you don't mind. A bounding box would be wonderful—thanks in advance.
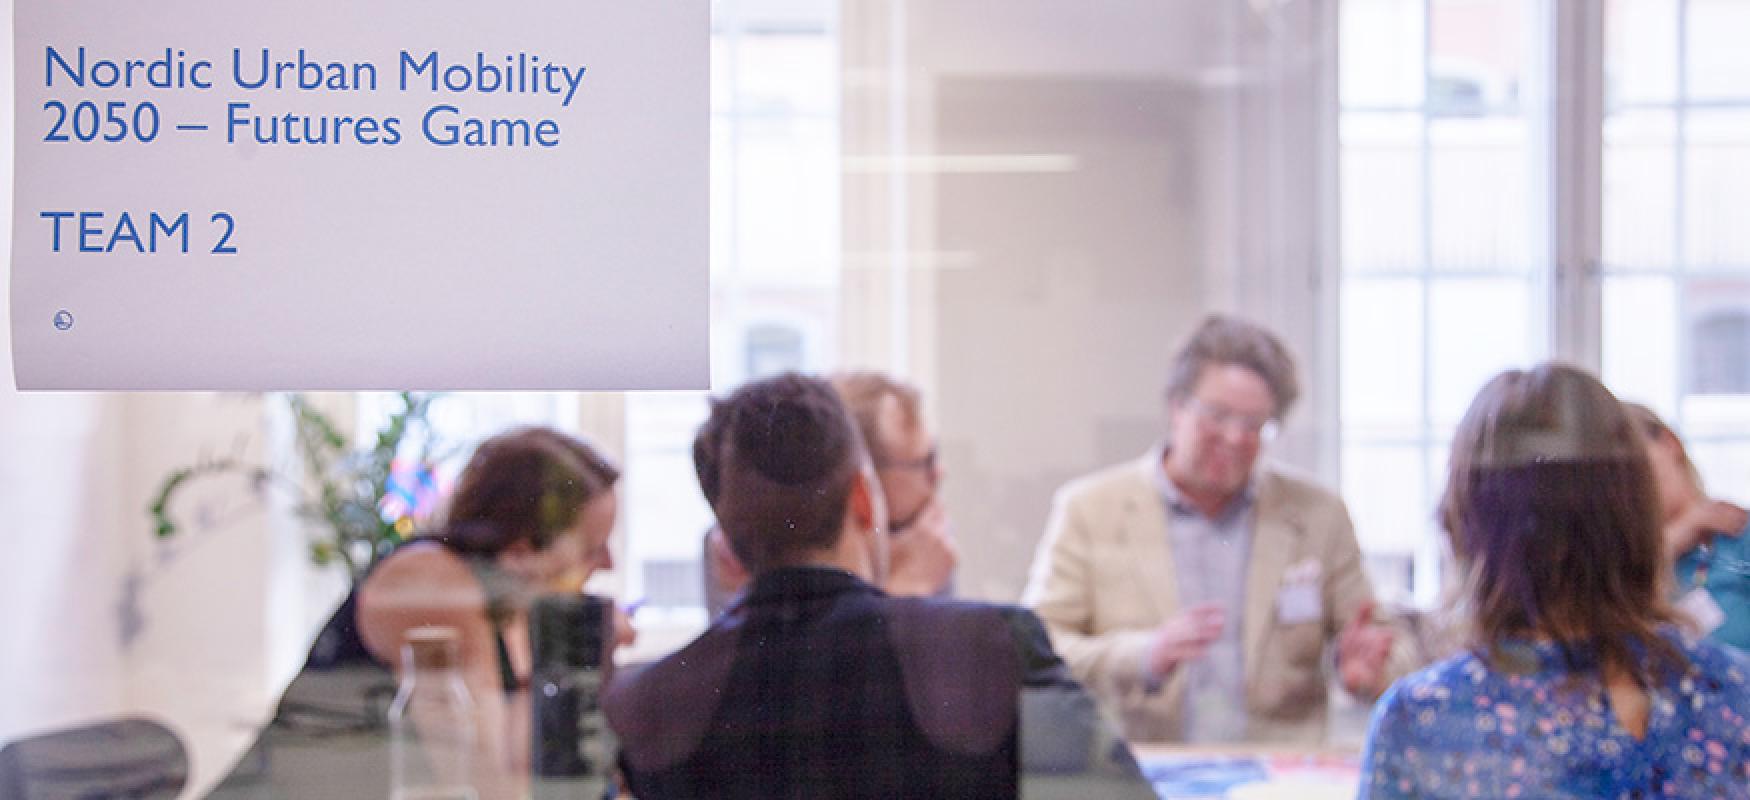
[53,310,74,331]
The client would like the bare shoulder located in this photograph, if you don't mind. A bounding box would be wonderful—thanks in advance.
[356,542,492,664]
[361,542,486,605]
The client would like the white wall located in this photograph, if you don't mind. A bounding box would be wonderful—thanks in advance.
[0,6,347,785]
[0,391,346,797]
[0,391,128,736]
[842,0,1339,602]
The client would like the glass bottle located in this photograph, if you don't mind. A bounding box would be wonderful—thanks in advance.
[388,626,479,800]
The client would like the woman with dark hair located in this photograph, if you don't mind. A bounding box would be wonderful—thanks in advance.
[1624,403,1750,654]
[1359,364,1750,797]
[356,426,622,794]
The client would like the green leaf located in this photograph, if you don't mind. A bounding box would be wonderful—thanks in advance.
[151,391,447,580]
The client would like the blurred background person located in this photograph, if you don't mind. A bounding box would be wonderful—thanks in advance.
[356,427,624,798]
[1625,403,1750,654]
[609,373,1143,799]
[1360,364,1750,797]
[704,370,957,614]
[1024,315,1403,744]
[827,370,957,596]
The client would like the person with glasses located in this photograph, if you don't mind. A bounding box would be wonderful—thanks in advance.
[608,374,1151,799]
[827,370,958,596]
[1023,315,1405,744]
[704,370,958,615]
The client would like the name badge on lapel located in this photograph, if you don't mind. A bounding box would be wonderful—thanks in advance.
[1276,558,1323,625]
[1678,587,1727,636]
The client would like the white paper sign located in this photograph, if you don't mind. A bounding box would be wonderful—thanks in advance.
[12,1,706,389]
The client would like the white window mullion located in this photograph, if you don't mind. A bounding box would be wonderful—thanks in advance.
[1413,0,1439,610]
[1671,0,1691,425]
[1548,0,1606,372]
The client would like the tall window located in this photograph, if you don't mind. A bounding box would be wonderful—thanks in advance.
[1601,0,1750,503]
[1338,0,1549,607]
[620,0,842,630]
[1340,0,1750,607]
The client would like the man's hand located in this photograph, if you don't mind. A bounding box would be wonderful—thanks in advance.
[1337,601,1394,697]
[1145,603,1226,679]
[612,606,638,649]
[1664,500,1748,561]
[885,499,957,597]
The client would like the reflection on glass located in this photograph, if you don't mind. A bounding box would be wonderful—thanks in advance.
[1339,0,1425,108]
[1689,299,1750,394]
[1603,110,1677,271]
[1339,0,1548,610]
[19,3,1750,797]
[1690,437,1750,507]
[1605,0,1678,107]
[1603,275,1679,413]
[1428,278,1531,428]
[1340,279,1424,427]
[1601,1,1750,559]
[730,33,838,116]
[734,116,840,285]
[709,124,731,280]
[1683,112,1750,271]
[1428,119,1531,272]
[623,393,713,624]
[1429,0,1527,116]
[1420,440,1452,610]
[624,6,843,637]
[1341,114,1423,274]
[1341,443,1426,557]
[1685,0,1750,101]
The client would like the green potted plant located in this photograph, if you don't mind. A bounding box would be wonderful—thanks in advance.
[150,392,443,584]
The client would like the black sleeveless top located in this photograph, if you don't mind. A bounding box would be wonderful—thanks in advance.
[306,538,523,693]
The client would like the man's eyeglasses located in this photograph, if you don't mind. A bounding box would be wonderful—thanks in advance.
[1183,396,1280,442]
[877,446,939,475]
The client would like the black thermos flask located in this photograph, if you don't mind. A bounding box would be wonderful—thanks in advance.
[530,593,614,799]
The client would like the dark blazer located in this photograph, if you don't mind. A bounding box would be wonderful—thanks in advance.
[604,566,1111,799]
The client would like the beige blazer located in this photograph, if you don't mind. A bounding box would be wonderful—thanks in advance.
[1021,452,1401,745]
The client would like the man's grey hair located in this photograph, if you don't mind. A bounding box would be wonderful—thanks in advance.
[1163,315,1300,418]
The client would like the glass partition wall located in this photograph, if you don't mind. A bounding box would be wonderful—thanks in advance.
[3,1,1747,796]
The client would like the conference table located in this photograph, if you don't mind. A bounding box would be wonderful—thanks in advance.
[203,665,397,799]
[203,664,1360,799]
[1133,744,1360,800]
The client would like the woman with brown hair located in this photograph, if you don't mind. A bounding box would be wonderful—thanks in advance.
[1623,403,1750,654]
[356,426,623,796]
[1359,364,1750,797]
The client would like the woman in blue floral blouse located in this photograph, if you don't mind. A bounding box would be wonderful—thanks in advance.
[1359,364,1750,798]
[1625,403,1750,655]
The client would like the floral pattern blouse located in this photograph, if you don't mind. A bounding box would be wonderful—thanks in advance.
[1360,628,1750,798]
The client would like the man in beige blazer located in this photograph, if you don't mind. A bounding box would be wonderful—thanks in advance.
[1023,316,1402,745]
